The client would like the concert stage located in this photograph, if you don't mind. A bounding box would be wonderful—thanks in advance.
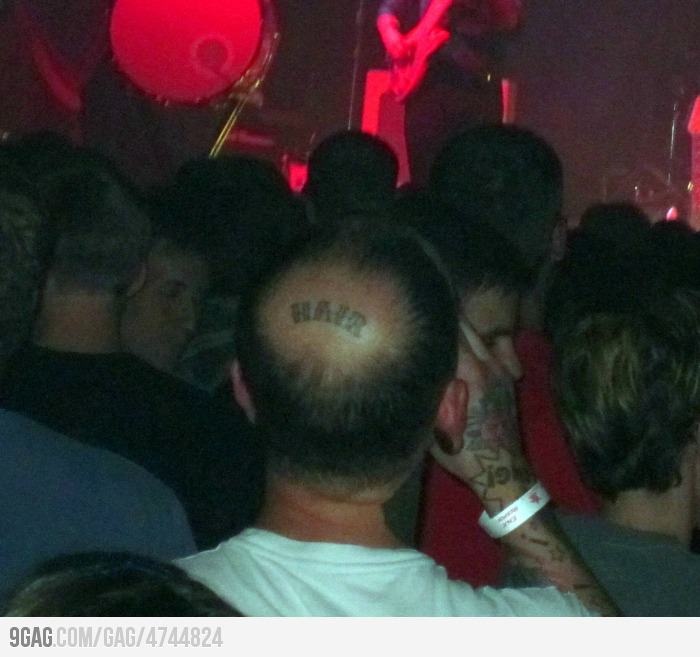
[0,1,698,225]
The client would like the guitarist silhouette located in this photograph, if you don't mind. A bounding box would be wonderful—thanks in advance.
[384,0,453,103]
[377,0,522,184]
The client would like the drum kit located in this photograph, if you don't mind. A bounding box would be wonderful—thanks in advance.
[602,55,700,226]
[108,0,279,157]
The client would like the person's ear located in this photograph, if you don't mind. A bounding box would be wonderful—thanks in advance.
[232,360,256,423]
[434,378,468,455]
[126,263,147,298]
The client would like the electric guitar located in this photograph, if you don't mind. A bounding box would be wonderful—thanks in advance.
[389,0,453,103]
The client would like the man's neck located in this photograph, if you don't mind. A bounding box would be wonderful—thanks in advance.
[34,287,122,354]
[257,475,404,549]
[603,480,695,548]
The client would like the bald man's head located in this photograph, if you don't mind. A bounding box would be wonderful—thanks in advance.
[236,223,458,491]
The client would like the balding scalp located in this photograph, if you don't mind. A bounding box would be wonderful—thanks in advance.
[235,222,457,489]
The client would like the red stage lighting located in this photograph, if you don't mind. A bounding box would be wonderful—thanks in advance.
[110,0,263,104]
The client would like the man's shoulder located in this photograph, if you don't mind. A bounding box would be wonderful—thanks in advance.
[0,408,194,533]
[176,530,259,599]
[176,531,437,615]
[177,530,590,617]
[555,512,635,571]
[556,510,700,614]
[556,511,658,553]
[0,409,196,601]
[179,529,429,565]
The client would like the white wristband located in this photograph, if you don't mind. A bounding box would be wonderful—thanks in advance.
[478,482,550,539]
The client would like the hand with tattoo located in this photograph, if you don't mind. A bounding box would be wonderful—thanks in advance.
[431,317,619,615]
[432,317,534,513]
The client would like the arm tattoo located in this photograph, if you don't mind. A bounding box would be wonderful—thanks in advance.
[459,377,533,507]
[501,509,619,616]
[463,379,519,452]
[464,449,534,508]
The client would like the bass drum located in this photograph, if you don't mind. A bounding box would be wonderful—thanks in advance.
[109,0,277,105]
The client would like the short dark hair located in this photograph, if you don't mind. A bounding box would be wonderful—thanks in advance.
[1,132,85,182]
[578,202,650,249]
[642,221,700,295]
[42,164,151,294]
[554,288,700,500]
[3,132,139,199]
[430,124,563,274]
[147,194,210,263]
[143,190,214,283]
[236,221,458,490]
[544,229,629,342]
[545,219,700,343]
[0,157,46,367]
[305,130,399,222]
[165,155,306,296]
[4,552,241,616]
[412,208,530,297]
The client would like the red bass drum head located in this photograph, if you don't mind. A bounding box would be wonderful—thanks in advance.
[110,0,263,104]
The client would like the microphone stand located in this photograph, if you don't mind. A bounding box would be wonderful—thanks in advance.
[347,0,368,129]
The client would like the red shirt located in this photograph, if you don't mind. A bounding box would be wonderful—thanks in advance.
[418,330,600,586]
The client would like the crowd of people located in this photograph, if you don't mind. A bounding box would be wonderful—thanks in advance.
[1,121,699,617]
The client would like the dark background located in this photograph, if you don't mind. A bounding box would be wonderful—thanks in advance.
[1,0,699,218]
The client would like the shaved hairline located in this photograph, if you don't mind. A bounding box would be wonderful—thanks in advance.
[258,257,414,390]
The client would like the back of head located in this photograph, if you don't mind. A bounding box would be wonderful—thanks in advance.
[4,552,241,616]
[305,130,399,222]
[554,281,700,500]
[545,228,633,343]
[236,221,457,492]
[167,155,306,296]
[1,132,82,182]
[42,161,151,295]
[119,192,216,374]
[0,155,46,369]
[3,132,136,194]
[642,220,700,294]
[412,208,530,298]
[578,202,651,249]
[547,218,700,344]
[430,124,563,274]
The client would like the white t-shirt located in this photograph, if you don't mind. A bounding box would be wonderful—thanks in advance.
[177,528,593,616]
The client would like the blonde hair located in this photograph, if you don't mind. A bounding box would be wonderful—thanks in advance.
[555,291,700,499]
